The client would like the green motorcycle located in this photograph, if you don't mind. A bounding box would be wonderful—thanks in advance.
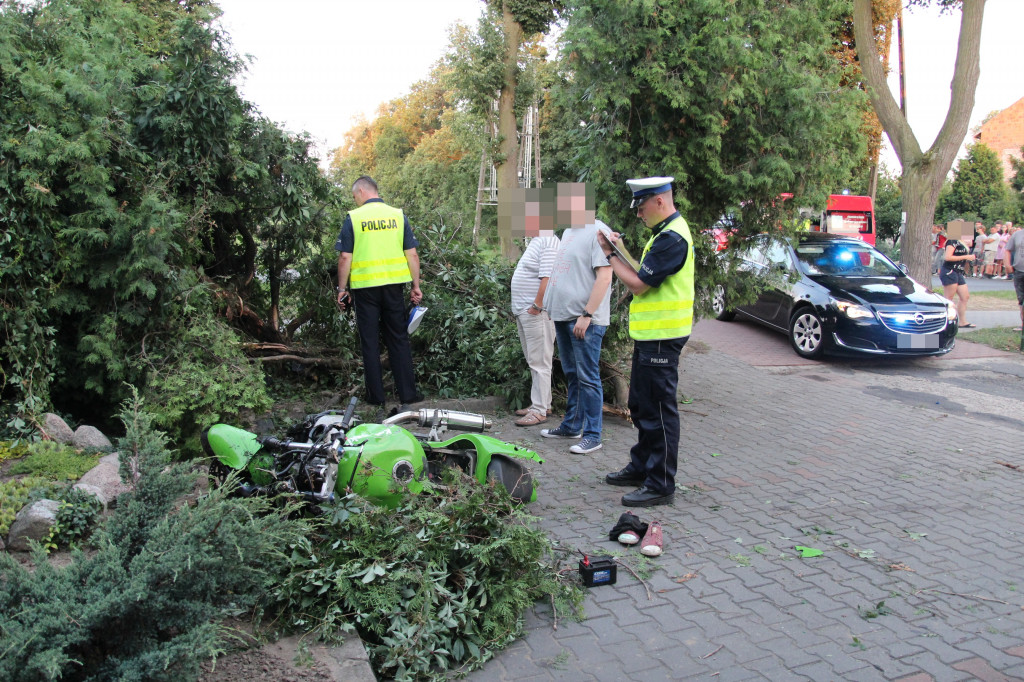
[201,399,543,507]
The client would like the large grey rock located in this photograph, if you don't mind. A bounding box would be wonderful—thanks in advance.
[73,425,112,450]
[74,453,129,509]
[7,499,60,551]
[41,413,75,444]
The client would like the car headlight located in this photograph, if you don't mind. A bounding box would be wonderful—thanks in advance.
[831,298,874,319]
[946,303,958,321]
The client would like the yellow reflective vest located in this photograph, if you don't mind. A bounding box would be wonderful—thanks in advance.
[628,215,695,340]
[348,202,412,289]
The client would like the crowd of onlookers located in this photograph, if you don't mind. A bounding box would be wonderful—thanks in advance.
[932,220,1019,331]
[932,221,1018,279]
[937,220,1015,278]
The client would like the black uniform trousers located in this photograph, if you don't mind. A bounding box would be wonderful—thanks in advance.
[626,336,688,496]
[351,283,418,405]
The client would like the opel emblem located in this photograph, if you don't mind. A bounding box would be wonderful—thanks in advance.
[914,313,925,325]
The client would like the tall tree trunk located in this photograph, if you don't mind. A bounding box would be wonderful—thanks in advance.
[497,2,523,260]
[900,159,947,280]
[267,249,283,344]
[473,147,487,248]
[852,0,985,286]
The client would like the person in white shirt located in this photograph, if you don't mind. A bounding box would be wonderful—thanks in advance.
[507,188,560,426]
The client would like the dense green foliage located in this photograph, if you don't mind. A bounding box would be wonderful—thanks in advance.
[43,486,103,551]
[269,473,583,680]
[497,0,564,36]
[7,441,99,480]
[0,476,53,536]
[0,0,338,444]
[0,396,312,682]
[875,173,904,245]
[413,226,530,403]
[944,143,1013,223]
[551,0,868,315]
[3,0,882,441]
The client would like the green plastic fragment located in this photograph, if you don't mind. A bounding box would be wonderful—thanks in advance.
[794,545,823,558]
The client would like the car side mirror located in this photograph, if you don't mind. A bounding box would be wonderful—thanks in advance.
[898,263,909,275]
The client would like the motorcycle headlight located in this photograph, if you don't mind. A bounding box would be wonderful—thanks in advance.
[831,298,874,320]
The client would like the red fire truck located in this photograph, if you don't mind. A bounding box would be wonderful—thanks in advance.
[813,193,876,246]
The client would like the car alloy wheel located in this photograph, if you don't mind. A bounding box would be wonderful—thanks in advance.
[712,284,735,321]
[789,309,824,359]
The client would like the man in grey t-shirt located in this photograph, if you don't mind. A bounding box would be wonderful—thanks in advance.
[541,182,613,454]
[1003,227,1024,331]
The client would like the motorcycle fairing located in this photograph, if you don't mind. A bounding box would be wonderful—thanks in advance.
[341,423,427,507]
[201,423,275,485]
[426,434,543,503]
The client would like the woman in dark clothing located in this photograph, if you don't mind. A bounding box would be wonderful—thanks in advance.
[941,236,977,328]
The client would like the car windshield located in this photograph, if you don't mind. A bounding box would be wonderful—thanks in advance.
[794,242,901,277]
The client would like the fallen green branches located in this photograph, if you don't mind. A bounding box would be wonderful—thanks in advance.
[269,472,583,680]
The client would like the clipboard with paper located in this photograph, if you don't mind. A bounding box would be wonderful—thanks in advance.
[608,235,641,273]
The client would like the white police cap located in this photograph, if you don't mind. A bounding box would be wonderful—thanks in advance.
[627,176,674,208]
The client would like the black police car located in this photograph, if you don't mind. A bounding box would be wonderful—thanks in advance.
[711,233,958,359]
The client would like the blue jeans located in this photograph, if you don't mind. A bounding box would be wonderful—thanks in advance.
[554,320,606,441]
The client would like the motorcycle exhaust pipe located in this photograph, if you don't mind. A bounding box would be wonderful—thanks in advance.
[382,409,492,432]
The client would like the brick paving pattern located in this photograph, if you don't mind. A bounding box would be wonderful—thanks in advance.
[471,320,1024,681]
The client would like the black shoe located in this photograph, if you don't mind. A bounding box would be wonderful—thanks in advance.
[608,511,648,543]
[621,485,674,507]
[605,468,645,487]
[396,393,424,411]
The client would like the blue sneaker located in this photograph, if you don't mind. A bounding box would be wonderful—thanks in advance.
[570,437,602,454]
[541,426,582,439]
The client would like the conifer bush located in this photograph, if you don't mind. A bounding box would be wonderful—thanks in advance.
[268,471,583,681]
[0,396,312,682]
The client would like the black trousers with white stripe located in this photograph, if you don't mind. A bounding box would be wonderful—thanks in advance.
[351,283,418,405]
[626,337,688,496]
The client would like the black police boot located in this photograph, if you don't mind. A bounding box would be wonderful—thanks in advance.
[621,485,674,508]
[605,467,645,487]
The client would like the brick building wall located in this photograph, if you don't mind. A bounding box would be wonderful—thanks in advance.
[973,96,1024,184]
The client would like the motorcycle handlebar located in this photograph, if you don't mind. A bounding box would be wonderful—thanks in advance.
[259,436,314,452]
[340,396,358,431]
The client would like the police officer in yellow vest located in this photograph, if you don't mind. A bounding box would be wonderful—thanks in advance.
[597,177,694,507]
[336,176,423,408]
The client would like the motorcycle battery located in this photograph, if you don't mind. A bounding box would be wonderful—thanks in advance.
[579,555,616,588]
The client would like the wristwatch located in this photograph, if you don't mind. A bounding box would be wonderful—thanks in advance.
[581,310,593,318]
[606,252,618,262]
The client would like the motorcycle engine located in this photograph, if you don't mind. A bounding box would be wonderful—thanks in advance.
[301,454,329,493]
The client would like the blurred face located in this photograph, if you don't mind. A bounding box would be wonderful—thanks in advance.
[556,182,595,228]
[523,199,555,238]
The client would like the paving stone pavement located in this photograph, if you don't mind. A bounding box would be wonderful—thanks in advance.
[471,321,1024,681]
